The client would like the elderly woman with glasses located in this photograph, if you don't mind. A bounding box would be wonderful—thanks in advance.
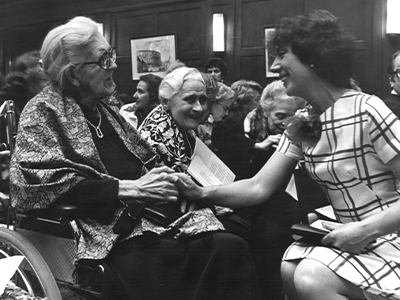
[10,16,262,300]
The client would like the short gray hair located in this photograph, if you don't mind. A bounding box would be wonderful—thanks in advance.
[159,67,204,106]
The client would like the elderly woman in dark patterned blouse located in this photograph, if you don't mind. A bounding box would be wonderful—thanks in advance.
[9,16,261,300]
[139,66,293,300]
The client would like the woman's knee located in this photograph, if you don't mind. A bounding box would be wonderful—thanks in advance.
[293,259,326,292]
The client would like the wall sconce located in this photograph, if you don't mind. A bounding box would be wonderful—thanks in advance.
[387,0,400,34]
[96,23,104,36]
[213,13,225,52]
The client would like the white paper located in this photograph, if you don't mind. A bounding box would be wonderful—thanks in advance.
[0,255,24,295]
[285,175,297,200]
[188,137,235,187]
[315,205,336,220]
[310,219,342,232]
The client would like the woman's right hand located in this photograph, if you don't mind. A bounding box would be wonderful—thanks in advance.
[118,166,180,203]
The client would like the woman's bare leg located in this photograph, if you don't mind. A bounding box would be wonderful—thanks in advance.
[282,259,366,300]
[281,260,300,300]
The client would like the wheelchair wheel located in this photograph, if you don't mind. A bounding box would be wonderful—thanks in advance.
[0,227,62,300]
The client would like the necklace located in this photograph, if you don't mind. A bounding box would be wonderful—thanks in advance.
[86,107,104,138]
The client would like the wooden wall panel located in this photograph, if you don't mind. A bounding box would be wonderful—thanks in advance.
[114,12,157,59]
[236,0,302,86]
[0,0,390,99]
[159,7,205,61]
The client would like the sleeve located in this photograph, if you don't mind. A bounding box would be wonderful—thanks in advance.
[276,133,304,161]
[57,179,119,221]
[139,109,189,172]
[365,96,400,164]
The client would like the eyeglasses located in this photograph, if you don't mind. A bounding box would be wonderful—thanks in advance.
[81,47,116,70]
[392,69,400,78]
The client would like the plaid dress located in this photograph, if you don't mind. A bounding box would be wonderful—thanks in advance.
[278,90,400,299]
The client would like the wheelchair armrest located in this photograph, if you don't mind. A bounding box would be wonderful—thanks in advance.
[16,204,79,225]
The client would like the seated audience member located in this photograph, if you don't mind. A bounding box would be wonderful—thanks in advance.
[139,67,292,300]
[244,80,307,174]
[205,57,229,85]
[0,50,50,211]
[212,79,264,180]
[10,16,262,300]
[176,10,400,300]
[241,80,306,231]
[119,74,162,128]
[0,49,50,131]
[384,50,400,118]
[197,81,236,149]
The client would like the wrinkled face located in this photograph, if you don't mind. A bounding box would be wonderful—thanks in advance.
[207,66,223,82]
[133,80,150,110]
[271,45,312,100]
[169,80,208,130]
[390,55,400,95]
[267,96,302,134]
[74,35,117,102]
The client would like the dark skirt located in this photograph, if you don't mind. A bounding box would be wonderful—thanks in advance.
[100,232,262,300]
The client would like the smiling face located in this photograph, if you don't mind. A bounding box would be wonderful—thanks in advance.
[169,79,208,130]
[266,96,303,134]
[74,36,117,104]
[271,45,313,100]
[133,80,150,110]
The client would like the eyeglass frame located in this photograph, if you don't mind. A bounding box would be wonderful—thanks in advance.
[79,47,116,70]
[391,68,400,79]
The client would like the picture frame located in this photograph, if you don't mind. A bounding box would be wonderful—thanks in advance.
[264,26,279,78]
[130,33,176,80]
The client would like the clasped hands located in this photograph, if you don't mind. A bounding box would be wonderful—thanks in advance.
[118,166,202,213]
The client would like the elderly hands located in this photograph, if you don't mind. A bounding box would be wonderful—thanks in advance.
[118,166,181,203]
[118,166,206,213]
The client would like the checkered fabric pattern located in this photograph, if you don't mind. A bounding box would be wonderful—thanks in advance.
[278,90,400,299]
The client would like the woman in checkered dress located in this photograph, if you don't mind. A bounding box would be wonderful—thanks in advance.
[176,9,400,300]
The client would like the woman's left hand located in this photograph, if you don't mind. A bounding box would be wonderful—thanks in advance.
[321,221,376,253]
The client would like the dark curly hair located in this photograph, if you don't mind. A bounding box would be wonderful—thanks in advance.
[205,57,227,80]
[139,74,162,105]
[272,10,356,88]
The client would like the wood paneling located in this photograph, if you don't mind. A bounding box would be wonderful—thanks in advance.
[0,0,391,99]
[235,0,302,86]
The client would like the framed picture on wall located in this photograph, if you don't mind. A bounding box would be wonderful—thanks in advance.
[264,26,279,78]
[130,33,176,80]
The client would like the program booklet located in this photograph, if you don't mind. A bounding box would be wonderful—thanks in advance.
[187,137,236,187]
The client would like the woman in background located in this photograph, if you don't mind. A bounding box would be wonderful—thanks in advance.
[212,79,265,180]
[120,74,162,128]
[205,57,228,84]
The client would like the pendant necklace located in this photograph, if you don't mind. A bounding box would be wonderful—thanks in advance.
[86,107,104,138]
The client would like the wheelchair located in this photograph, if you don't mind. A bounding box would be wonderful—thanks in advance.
[0,100,103,300]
